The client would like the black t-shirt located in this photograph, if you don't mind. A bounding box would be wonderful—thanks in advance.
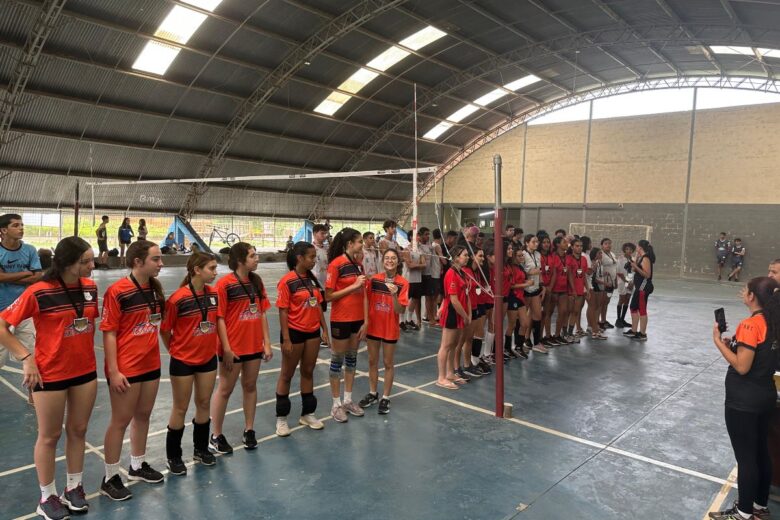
[725,312,778,414]
[715,239,730,254]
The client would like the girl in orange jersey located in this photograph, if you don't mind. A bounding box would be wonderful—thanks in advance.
[358,249,409,414]
[275,242,329,436]
[325,228,368,423]
[0,237,98,520]
[160,252,221,476]
[100,241,165,502]
[209,243,272,454]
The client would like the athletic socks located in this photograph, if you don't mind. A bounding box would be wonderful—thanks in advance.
[40,480,56,501]
[66,472,82,492]
[104,462,120,481]
[130,454,145,472]
[332,397,342,407]
[471,337,483,358]
[532,320,542,344]
[192,419,210,453]
[504,335,512,351]
[344,391,352,404]
[166,425,185,460]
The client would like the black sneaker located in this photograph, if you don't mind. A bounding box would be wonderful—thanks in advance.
[100,474,132,501]
[708,504,755,519]
[60,484,88,512]
[516,347,528,359]
[359,392,379,408]
[524,338,533,348]
[455,368,471,382]
[243,429,258,450]
[462,365,482,378]
[194,449,216,466]
[166,457,187,476]
[399,321,409,332]
[378,398,390,414]
[128,461,164,483]
[209,434,233,454]
[477,360,492,374]
[623,329,637,337]
[409,321,421,331]
[37,495,70,520]
[633,332,648,342]
[602,321,615,329]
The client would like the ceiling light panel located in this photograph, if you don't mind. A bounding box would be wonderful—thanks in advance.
[181,0,223,11]
[423,122,453,140]
[339,68,380,94]
[474,89,508,107]
[447,104,480,123]
[367,46,411,72]
[505,74,541,91]
[710,45,754,56]
[757,48,780,59]
[155,5,208,45]
[132,41,181,75]
[399,25,447,51]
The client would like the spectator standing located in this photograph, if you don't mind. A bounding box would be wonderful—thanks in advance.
[378,220,399,254]
[728,238,746,282]
[361,231,380,277]
[137,219,148,241]
[118,218,134,264]
[96,215,110,269]
[715,232,731,281]
[0,213,42,369]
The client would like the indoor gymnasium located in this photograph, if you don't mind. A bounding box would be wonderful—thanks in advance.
[0,1,779,519]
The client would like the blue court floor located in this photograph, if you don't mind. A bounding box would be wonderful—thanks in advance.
[1,264,778,519]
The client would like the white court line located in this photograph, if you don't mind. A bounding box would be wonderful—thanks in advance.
[701,465,739,520]
[0,374,28,400]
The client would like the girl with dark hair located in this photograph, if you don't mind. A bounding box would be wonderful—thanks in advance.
[436,245,471,389]
[358,249,409,414]
[100,240,165,501]
[709,277,779,520]
[548,236,572,344]
[325,228,367,422]
[161,252,220,476]
[118,217,134,264]
[614,242,636,328]
[209,243,272,454]
[0,237,98,519]
[538,234,556,346]
[457,248,488,378]
[624,240,655,341]
[137,219,148,241]
[275,242,328,436]
[482,245,498,366]
[506,248,533,359]
[522,234,546,354]
[586,247,607,340]
[566,239,589,340]
[599,238,618,329]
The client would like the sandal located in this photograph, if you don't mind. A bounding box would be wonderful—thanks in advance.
[435,381,459,390]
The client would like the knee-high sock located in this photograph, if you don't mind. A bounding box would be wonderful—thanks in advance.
[532,320,542,344]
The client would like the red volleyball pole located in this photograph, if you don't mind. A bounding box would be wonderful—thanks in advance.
[493,154,504,418]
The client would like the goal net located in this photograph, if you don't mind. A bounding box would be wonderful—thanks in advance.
[568,222,652,248]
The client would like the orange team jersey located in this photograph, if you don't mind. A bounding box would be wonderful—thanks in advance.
[550,253,569,293]
[510,265,526,300]
[439,267,469,328]
[734,313,767,349]
[215,273,271,357]
[0,278,98,383]
[540,254,553,286]
[277,270,323,333]
[161,285,220,365]
[566,255,588,295]
[326,255,364,322]
[366,273,409,341]
[100,277,162,378]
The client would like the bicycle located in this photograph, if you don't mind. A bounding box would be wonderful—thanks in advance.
[208,226,240,248]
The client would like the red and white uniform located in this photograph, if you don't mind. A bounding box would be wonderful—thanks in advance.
[438,268,469,329]
[215,273,270,358]
[161,285,220,365]
[549,253,569,293]
[276,271,324,334]
[326,255,364,323]
[566,255,588,296]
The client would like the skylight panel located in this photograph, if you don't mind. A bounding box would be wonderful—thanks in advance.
[367,46,411,72]
[181,0,223,11]
[314,91,352,116]
[505,74,541,91]
[423,122,453,140]
[710,46,755,56]
[155,5,207,45]
[399,26,447,51]
[339,68,380,94]
[132,41,181,75]
[447,104,480,123]
[474,89,508,107]
[757,48,780,59]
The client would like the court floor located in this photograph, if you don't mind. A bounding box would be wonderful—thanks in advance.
[1,264,778,519]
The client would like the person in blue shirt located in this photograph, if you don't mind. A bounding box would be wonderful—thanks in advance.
[0,213,42,368]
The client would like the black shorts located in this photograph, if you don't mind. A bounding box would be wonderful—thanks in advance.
[34,371,97,392]
[507,292,524,311]
[169,355,217,376]
[366,335,398,345]
[471,304,486,320]
[282,328,322,344]
[423,275,440,296]
[330,320,363,340]
[483,303,494,310]
[717,255,728,266]
[524,287,542,298]
[106,368,160,387]
[98,240,108,253]
[408,282,424,299]
[218,352,263,363]
[444,303,460,330]
[732,260,743,268]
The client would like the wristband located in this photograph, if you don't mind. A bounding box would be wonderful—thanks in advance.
[20,353,32,362]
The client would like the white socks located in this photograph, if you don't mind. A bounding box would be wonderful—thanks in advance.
[332,397,342,407]
[40,480,56,501]
[344,391,352,404]
[130,453,145,471]
[471,355,481,365]
[66,472,82,491]
[382,395,390,400]
[104,462,120,481]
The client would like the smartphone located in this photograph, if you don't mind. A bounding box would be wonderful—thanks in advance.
[714,307,727,333]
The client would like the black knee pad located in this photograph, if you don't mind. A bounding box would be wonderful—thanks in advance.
[301,392,317,416]
[276,393,291,417]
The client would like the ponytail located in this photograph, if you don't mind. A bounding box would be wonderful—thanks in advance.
[748,277,780,346]
[638,240,656,264]
[327,227,361,263]
[286,241,323,292]
[180,251,218,287]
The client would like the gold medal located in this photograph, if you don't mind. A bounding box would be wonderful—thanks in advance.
[73,317,88,332]
[149,313,162,325]
[199,321,212,333]
[307,297,318,307]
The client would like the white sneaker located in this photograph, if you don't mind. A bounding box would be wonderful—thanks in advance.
[298,414,325,430]
[275,417,291,437]
[532,344,549,354]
